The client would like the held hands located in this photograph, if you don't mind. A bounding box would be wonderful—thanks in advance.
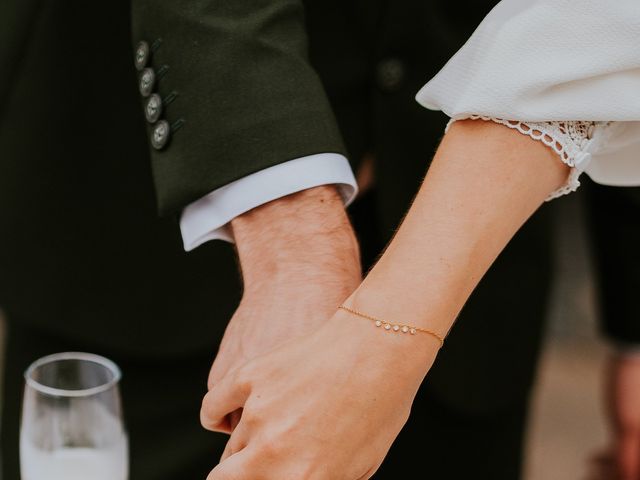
[201,308,440,480]
[203,185,436,479]
[201,121,563,478]
[207,186,361,432]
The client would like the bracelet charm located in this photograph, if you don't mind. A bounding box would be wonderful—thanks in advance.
[339,305,444,346]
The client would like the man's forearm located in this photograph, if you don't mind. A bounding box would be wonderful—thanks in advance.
[230,185,361,300]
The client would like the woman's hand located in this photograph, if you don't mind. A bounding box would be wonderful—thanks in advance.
[201,308,440,480]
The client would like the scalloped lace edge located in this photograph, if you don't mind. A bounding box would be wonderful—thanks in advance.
[446,116,598,201]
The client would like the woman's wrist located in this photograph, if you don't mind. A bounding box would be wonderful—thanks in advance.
[330,292,443,384]
[347,278,452,342]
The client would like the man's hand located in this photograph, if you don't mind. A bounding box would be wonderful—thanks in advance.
[606,354,640,480]
[207,186,361,432]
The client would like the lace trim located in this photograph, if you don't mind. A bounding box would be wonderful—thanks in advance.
[446,116,599,201]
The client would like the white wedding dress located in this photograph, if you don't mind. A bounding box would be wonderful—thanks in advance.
[416,0,640,198]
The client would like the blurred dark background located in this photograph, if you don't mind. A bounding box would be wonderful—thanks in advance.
[525,189,609,479]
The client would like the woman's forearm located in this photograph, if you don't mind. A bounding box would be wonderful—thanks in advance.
[201,119,574,480]
[350,119,569,346]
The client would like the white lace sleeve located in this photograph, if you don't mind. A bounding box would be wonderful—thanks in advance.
[446,117,608,201]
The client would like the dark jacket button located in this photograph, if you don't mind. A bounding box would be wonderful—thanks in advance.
[376,58,406,92]
[151,120,170,150]
[145,94,163,123]
[134,41,150,71]
[139,68,155,97]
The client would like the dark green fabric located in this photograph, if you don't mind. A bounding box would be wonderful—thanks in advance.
[0,0,241,355]
[131,0,347,215]
[0,2,38,107]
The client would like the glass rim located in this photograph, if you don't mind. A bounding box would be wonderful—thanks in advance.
[24,352,122,398]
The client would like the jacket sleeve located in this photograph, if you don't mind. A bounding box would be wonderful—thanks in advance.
[131,0,346,216]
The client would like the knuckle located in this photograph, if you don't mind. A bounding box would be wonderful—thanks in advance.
[227,436,246,454]
[269,464,316,480]
[200,394,211,422]
[234,365,255,392]
[239,407,260,427]
[200,408,214,430]
[208,367,222,388]
[287,465,317,480]
[200,394,219,430]
[257,439,282,460]
[238,360,256,380]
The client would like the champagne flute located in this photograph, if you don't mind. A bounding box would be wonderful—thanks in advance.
[20,352,129,480]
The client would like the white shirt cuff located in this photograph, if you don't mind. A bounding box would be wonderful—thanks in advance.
[179,153,358,251]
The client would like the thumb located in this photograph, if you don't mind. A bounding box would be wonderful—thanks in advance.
[201,368,251,433]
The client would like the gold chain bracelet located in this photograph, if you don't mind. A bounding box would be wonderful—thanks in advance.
[338,305,445,347]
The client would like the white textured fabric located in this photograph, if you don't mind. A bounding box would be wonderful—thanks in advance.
[180,154,357,250]
[416,0,640,187]
[448,117,605,200]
